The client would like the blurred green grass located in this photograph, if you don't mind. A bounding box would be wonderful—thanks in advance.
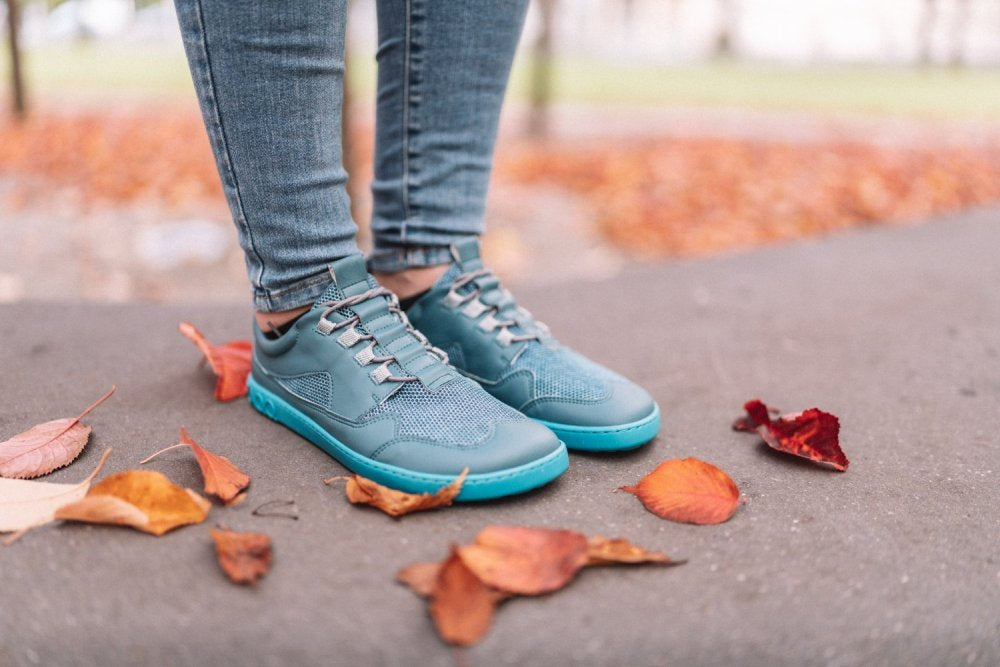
[4,43,1000,119]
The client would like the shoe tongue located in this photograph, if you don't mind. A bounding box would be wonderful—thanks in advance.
[451,237,484,272]
[329,254,371,296]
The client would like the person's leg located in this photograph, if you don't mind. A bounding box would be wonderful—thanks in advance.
[369,0,529,298]
[174,0,357,328]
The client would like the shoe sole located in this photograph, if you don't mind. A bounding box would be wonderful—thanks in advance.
[534,404,661,452]
[248,377,569,501]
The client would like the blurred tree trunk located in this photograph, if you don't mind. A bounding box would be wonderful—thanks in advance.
[948,0,971,67]
[714,0,737,58]
[917,0,937,65]
[527,0,556,138]
[6,0,27,118]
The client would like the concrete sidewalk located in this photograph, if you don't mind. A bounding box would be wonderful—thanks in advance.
[1,210,998,666]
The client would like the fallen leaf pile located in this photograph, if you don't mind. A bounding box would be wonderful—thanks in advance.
[325,468,468,518]
[4,108,999,259]
[178,322,252,401]
[620,457,741,524]
[397,526,680,646]
[734,399,849,471]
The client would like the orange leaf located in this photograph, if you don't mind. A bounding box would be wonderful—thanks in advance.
[396,561,443,598]
[327,468,467,518]
[0,386,115,479]
[178,322,251,401]
[140,427,251,504]
[210,528,272,585]
[430,548,504,647]
[55,470,210,535]
[620,458,740,525]
[585,535,678,566]
[457,525,589,595]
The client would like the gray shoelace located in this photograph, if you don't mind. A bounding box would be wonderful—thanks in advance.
[450,268,549,346]
[316,286,449,384]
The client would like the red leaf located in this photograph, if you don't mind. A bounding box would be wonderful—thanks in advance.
[620,458,740,525]
[732,398,771,432]
[735,399,849,471]
[178,322,251,401]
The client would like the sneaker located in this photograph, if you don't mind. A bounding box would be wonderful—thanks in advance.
[247,254,569,500]
[405,239,661,451]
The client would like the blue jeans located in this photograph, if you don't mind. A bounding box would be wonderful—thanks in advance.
[174,0,528,311]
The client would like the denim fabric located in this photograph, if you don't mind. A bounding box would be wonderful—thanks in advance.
[174,0,528,311]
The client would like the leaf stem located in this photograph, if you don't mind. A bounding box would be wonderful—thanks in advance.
[139,442,191,465]
[74,385,116,424]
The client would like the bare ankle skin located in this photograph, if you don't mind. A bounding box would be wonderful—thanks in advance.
[373,264,450,300]
[254,305,311,334]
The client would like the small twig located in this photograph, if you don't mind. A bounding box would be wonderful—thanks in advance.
[252,499,299,520]
[139,442,190,465]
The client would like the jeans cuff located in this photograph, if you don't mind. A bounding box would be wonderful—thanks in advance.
[367,245,456,273]
[253,270,332,312]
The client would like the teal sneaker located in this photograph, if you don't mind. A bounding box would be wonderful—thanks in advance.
[247,255,568,501]
[404,239,661,451]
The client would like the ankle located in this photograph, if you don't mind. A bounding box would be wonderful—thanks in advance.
[373,264,449,300]
[255,305,310,335]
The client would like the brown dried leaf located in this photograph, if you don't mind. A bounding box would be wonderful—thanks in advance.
[0,386,115,479]
[430,548,504,647]
[585,535,676,566]
[329,468,468,518]
[140,427,250,504]
[210,528,273,585]
[457,525,590,595]
[55,470,210,535]
[620,458,740,525]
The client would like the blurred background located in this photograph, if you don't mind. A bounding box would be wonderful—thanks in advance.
[1,0,999,304]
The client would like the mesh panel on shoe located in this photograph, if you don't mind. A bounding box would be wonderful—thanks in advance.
[277,373,333,408]
[361,378,525,447]
[513,343,622,402]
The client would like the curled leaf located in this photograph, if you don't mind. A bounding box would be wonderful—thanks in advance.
[430,548,504,647]
[620,458,740,525]
[141,427,250,504]
[731,399,772,432]
[55,470,210,535]
[585,535,677,566]
[327,468,468,518]
[178,322,252,401]
[735,399,849,471]
[0,448,113,537]
[457,525,589,595]
[0,386,115,479]
[211,528,273,585]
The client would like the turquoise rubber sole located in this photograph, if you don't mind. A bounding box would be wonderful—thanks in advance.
[248,377,569,501]
[535,404,661,451]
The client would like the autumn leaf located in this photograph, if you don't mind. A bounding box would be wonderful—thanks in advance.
[55,469,210,536]
[210,528,273,585]
[430,548,505,647]
[325,468,468,518]
[396,561,444,598]
[731,399,773,432]
[178,322,251,401]
[620,458,740,525]
[141,427,250,504]
[457,525,590,595]
[0,448,112,541]
[0,386,115,479]
[585,535,678,566]
[735,399,849,471]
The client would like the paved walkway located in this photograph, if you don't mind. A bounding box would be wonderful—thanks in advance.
[2,209,998,666]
